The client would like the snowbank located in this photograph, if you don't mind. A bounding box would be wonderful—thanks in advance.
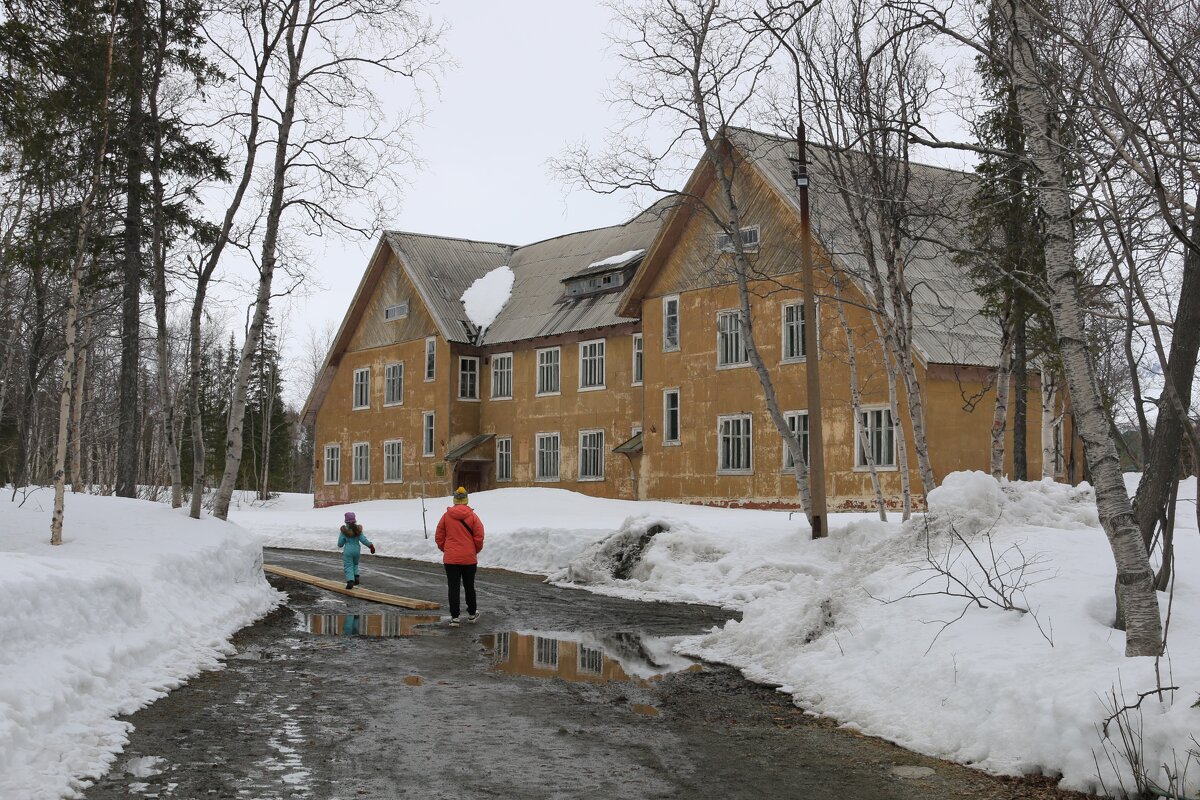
[230,486,812,578]
[0,491,282,799]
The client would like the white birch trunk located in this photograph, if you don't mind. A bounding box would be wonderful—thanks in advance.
[872,315,912,519]
[1007,0,1161,656]
[991,322,1015,479]
[52,6,117,544]
[69,308,91,492]
[1040,373,1058,479]
[835,284,886,520]
[213,0,306,521]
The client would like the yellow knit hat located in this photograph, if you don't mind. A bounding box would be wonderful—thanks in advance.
[453,486,468,504]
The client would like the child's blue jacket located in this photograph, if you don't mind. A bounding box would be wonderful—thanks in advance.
[338,526,373,556]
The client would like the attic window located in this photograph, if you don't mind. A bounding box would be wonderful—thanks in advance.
[566,271,626,297]
[384,302,409,321]
[716,226,760,253]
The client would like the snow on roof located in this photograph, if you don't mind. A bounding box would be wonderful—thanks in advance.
[461,266,515,331]
[587,249,644,270]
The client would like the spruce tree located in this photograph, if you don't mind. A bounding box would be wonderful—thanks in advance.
[963,0,1055,479]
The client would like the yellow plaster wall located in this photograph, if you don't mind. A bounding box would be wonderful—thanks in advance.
[473,327,644,500]
[313,255,456,505]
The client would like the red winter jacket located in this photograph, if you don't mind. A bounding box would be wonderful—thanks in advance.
[435,504,484,565]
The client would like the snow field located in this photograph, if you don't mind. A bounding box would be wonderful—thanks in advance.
[0,491,282,800]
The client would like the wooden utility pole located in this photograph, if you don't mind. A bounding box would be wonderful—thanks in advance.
[795,122,827,537]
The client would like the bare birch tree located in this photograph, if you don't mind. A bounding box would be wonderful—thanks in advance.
[1001,0,1162,655]
[774,0,942,497]
[51,2,120,544]
[557,0,825,525]
[209,0,445,519]
[833,277,887,520]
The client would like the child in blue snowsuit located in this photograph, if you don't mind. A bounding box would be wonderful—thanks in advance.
[337,511,375,590]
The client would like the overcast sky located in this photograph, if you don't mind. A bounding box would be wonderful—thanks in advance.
[278,1,645,395]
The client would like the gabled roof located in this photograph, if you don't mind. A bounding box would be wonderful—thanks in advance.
[384,232,515,344]
[301,200,674,425]
[623,127,1002,368]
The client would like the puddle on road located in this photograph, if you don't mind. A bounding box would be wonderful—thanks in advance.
[303,613,441,637]
[479,631,700,687]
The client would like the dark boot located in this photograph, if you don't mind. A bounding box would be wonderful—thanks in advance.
[345,581,355,590]
[353,576,360,586]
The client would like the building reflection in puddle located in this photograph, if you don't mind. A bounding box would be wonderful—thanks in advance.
[304,613,441,637]
[479,631,701,687]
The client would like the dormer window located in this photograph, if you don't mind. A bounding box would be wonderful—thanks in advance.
[563,249,644,298]
[564,269,628,298]
[716,226,760,253]
[384,302,409,320]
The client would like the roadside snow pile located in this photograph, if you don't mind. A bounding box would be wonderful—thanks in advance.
[923,470,1099,536]
[0,491,282,800]
[688,473,1199,797]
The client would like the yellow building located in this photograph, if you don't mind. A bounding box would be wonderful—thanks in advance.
[302,129,1077,509]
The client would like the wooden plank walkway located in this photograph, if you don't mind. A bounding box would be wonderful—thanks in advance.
[263,564,441,610]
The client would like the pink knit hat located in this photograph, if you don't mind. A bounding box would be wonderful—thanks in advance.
[344,511,356,524]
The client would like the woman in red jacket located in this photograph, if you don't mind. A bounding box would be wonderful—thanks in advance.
[435,486,485,627]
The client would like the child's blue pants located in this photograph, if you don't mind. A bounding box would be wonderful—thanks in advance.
[343,552,360,582]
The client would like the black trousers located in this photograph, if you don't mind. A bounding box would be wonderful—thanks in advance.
[444,563,477,618]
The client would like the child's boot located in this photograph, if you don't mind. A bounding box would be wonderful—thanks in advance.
[345,580,355,590]
[353,576,360,586]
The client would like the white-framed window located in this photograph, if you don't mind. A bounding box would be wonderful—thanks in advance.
[423,411,436,457]
[424,336,436,381]
[579,429,605,481]
[632,425,643,437]
[783,411,809,471]
[578,645,603,675]
[496,436,512,482]
[352,367,370,409]
[491,353,513,399]
[717,310,749,367]
[579,339,606,390]
[352,442,370,484]
[534,636,559,669]
[716,226,760,253]
[384,362,404,406]
[384,440,403,482]
[782,302,807,362]
[663,389,680,445]
[632,334,643,385]
[536,347,560,396]
[663,295,680,351]
[718,414,753,474]
[536,432,560,481]
[323,444,341,484]
[384,302,408,321]
[856,407,897,468]
[459,356,479,400]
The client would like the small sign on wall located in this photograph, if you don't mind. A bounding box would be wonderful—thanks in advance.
[434,463,445,477]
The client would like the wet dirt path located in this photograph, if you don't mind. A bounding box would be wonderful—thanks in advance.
[84,549,1091,800]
